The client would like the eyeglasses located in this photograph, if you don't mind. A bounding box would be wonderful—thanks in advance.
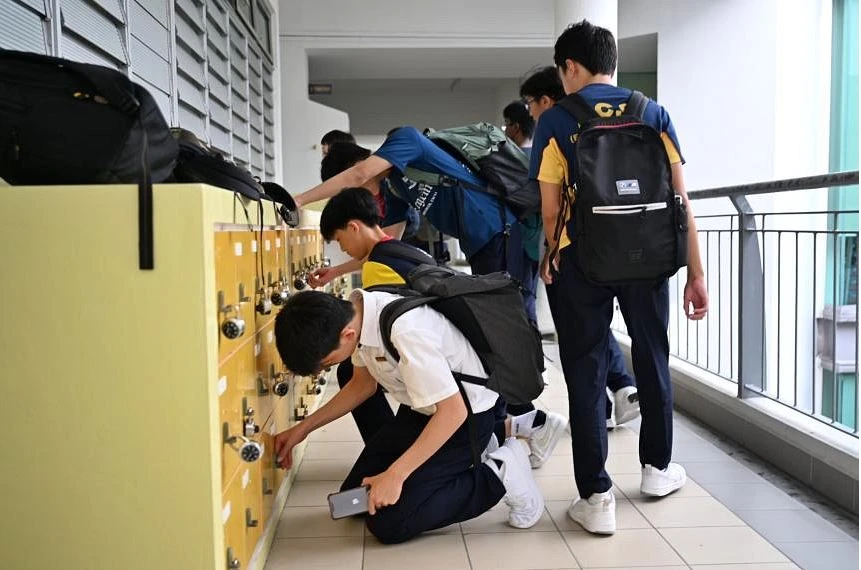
[523,97,537,107]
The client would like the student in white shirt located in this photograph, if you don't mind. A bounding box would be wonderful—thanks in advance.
[272,289,545,543]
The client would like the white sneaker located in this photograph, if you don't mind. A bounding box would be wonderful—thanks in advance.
[640,463,687,497]
[614,386,641,425]
[488,438,544,528]
[527,412,568,468]
[567,490,616,534]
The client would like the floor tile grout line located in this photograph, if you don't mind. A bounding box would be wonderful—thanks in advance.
[686,475,821,569]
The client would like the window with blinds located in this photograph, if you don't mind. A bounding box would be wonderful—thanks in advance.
[1,0,277,180]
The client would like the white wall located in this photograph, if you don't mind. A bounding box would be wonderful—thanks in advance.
[280,40,349,194]
[619,0,831,190]
[280,0,553,42]
[619,0,834,407]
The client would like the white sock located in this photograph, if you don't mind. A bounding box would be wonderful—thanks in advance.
[510,410,539,437]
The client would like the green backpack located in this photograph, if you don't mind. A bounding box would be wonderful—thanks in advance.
[403,123,540,220]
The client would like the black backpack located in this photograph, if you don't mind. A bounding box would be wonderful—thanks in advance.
[403,123,540,220]
[171,128,262,200]
[555,90,688,284]
[0,49,177,270]
[378,264,544,406]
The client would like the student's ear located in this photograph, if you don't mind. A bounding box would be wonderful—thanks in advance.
[342,325,358,344]
[346,220,361,233]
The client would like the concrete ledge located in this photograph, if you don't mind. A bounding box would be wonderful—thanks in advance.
[614,334,860,514]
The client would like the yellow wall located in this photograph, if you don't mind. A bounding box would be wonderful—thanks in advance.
[0,184,268,570]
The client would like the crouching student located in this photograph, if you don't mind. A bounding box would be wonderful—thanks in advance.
[310,187,568,467]
[272,290,546,543]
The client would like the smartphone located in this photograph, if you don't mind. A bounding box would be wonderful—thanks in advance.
[327,486,369,519]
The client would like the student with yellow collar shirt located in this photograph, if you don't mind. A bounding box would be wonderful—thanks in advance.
[530,20,708,535]
[309,187,567,468]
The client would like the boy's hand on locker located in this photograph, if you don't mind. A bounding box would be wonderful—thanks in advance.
[308,267,337,288]
[274,425,307,470]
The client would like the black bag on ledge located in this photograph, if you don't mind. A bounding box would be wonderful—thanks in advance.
[0,49,178,269]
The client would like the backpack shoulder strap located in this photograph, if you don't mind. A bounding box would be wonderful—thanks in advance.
[556,93,596,124]
[370,239,437,268]
[378,295,438,361]
[625,90,649,120]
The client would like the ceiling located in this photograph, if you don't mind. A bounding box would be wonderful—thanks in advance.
[307,35,658,89]
[308,47,554,81]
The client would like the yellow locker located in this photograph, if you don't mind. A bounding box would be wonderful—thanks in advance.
[254,324,276,425]
[240,461,264,555]
[216,232,243,362]
[222,470,248,570]
[259,417,277,526]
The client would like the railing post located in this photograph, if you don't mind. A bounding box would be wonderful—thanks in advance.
[731,195,766,397]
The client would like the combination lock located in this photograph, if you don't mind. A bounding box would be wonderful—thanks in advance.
[238,438,262,462]
[220,304,246,340]
[273,373,290,397]
[224,422,263,463]
[270,284,289,306]
[255,290,272,315]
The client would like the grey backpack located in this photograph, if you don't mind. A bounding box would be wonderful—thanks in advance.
[403,123,540,220]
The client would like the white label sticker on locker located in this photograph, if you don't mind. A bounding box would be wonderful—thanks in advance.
[267,331,274,344]
[222,501,232,524]
[251,240,258,253]
[265,240,271,251]
[242,469,250,489]
[255,343,261,356]
[218,376,228,396]
[276,238,281,248]
[234,242,243,256]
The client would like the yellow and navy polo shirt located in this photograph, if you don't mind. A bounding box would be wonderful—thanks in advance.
[529,83,684,250]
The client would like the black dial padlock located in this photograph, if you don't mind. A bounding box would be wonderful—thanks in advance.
[273,375,290,397]
[255,290,272,315]
[225,429,262,463]
[239,439,262,462]
[270,284,289,306]
[293,273,307,291]
[221,305,246,340]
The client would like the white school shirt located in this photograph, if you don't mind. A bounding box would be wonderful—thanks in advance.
[350,290,499,415]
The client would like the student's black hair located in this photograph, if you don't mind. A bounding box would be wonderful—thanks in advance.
[320,130,356,146]
[502,101,535,139]
[319,187,381,241]
[274,291,355,376]
[519,66,565,102]
[553,20,617,77]
[320,142,372,181]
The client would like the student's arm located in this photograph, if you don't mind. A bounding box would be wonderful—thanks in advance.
[274,365,378,469]
[539,180,563,284]
[671,162,708,320]
[294,155,393,207]
[362,392,466,515]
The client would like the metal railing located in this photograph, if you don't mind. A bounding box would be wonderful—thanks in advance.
[611,171,860,435]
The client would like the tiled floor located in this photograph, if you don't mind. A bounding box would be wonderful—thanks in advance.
[266,357,858,570]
